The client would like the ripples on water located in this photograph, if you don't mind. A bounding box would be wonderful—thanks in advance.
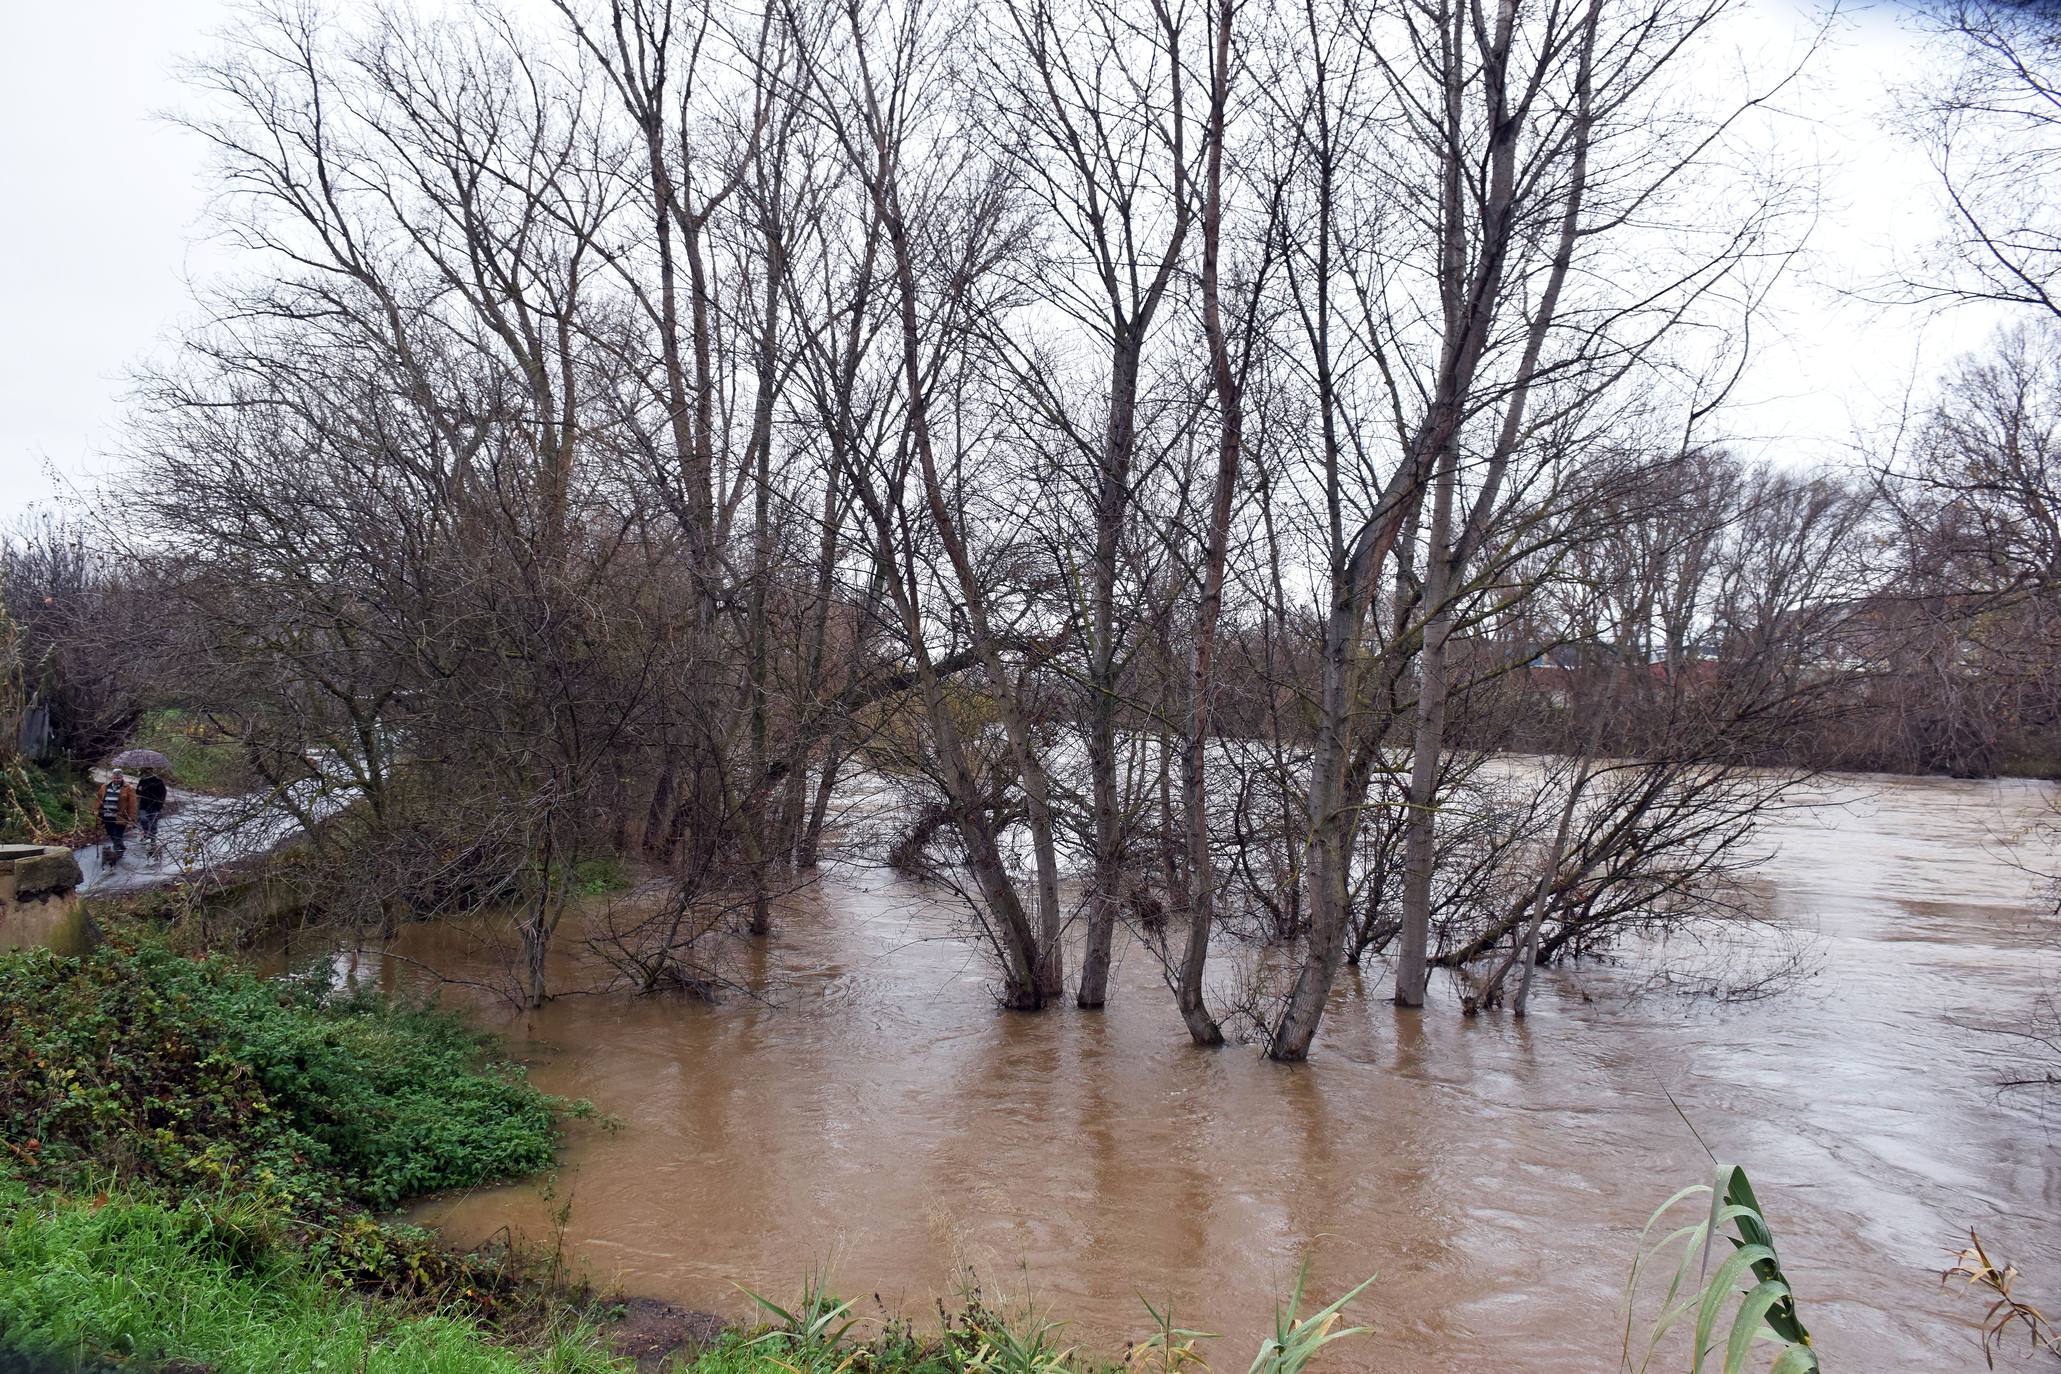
[273,775,2061,1370]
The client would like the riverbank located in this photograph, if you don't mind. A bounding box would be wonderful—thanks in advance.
[8,767,2052,1370]
[0,930,617,1372]
[0,927,1387,1374]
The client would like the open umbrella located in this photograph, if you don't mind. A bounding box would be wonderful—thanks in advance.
[110,748,173,772]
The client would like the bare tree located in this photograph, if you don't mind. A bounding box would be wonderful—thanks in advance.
[1904,0,2061,320]
[976,0,1197,1009]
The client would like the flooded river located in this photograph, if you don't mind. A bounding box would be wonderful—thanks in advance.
[303,774,2058,1370]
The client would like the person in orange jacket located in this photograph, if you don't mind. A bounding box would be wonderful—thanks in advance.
[98,768,139,861]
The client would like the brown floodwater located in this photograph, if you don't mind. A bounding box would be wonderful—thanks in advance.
[294,774,2057,1371]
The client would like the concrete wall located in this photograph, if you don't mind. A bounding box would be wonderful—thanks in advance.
[0,844,87,953]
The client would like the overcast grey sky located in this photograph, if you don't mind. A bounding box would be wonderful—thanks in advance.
[0,0,2009,519]
[1,0,229,517]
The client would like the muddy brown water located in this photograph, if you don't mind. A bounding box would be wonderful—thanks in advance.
[279,775,2061,1370]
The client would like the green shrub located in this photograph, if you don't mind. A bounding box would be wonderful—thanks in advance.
[0,939,567,1213]
[233,988,561,1208]
[567,856,633,898]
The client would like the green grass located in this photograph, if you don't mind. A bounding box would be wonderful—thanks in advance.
[0,1184,619,1374]
[122,708,252,795]
[568,856,634,899]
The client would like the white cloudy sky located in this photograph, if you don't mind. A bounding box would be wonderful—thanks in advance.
[0,0,2011,518]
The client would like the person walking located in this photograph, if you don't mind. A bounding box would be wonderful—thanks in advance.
[136,770,168,845]
[99,769,138,862]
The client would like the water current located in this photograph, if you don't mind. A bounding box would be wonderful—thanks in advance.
[218,774,2061,1368]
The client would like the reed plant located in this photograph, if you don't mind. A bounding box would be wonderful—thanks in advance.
[1622,1164,1817,1373]
[739,1271,858,1353]
[1246,1266,1374,1374]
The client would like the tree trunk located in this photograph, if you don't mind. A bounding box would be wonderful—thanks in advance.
[1078,335,1143,1009]
[1395,446,1459,1008]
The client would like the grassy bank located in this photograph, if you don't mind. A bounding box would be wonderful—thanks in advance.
[0,933,617,1374]
[0,1185,616,1374]
[122,709,254,795]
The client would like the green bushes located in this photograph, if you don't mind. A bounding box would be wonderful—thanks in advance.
[567,856,633,898]
[0,937,607,1374]
[0,939,566,1213]
[232,988,562,1208]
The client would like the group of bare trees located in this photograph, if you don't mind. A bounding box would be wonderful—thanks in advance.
[1857,0,2061,782]
[27,0,2056,1055]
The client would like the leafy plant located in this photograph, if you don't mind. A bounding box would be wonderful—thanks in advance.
[1127,1297,1215,1373]
[0,938,571,1212]
[960,1308,1074,1374]
[0,758,88,844]
[567,856,634,898]
[1943,1228,2061,1369]
[1622,1164,1818,1373]
[1246,1264,1374,1374]
[741,1270,859,1352]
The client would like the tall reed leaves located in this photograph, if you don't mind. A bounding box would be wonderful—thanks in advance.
[1623,1164,1819,1374]
[1247,1264,1376,1374]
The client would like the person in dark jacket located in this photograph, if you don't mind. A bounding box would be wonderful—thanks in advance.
[99,769,138,861]
[136,771,168,842]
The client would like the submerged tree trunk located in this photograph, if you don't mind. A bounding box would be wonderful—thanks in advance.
[1175,0,1241,1049]
[1395,446,1458,1008]
[1079,337,1143,1009]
